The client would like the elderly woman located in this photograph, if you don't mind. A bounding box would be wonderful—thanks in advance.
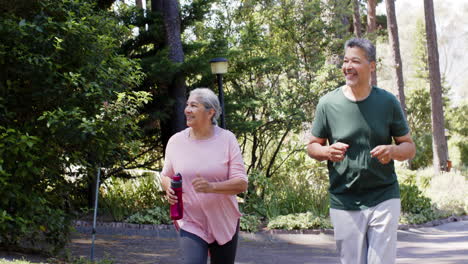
[160,88,248,264]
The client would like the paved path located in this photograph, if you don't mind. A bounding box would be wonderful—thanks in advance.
[68,219,468,264]
[1,219,467,263]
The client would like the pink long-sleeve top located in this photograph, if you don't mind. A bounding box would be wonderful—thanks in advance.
[161,126,248,245]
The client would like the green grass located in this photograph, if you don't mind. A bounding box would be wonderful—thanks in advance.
[0,260,36,264]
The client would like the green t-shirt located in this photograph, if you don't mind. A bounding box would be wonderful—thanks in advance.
[311,86,409,210]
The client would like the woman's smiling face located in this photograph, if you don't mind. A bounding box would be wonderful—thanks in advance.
[185,95,214,128]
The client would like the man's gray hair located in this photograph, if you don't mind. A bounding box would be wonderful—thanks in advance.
[344,38,376,62]
[189,88,222,125]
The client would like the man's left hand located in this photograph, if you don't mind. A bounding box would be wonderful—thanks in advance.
[370,145,394,164]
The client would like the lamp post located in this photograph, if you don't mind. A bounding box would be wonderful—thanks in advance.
[445,129,451,172]
[90,165,101,262]
[209,57,228,129]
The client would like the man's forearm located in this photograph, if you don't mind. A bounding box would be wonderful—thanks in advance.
[391,142,416,161]
[307,143,329,161]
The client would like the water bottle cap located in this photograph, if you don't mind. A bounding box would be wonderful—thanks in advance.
[171,173,182,188]
[173,173,182,181]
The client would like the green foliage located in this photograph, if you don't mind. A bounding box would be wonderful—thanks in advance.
[198,1,345,221]
[0,127,72,254]
[423,168,467,216]
[397,166,467,224]
[406,18,454,170]
[240,214,262,233]
[53,255,114,264]
[241,148,330,222]
[398,169,440,225]
[116,0,348,234]
[400,184,432,215]
[100,172,165,222]
[0,0,148,252]
[0,261,34,264]
[126,206,171,225]
[69,258,114,264]
[446,101,468,167]
[267,212,332,230]
[405,84,453,169]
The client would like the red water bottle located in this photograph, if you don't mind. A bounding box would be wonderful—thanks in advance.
[170,173,183,220]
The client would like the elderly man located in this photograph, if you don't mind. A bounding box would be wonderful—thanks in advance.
[307,38,416,264]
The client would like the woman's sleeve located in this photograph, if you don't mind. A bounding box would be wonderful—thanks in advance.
[160,138,175,179]
[227,133,248,182]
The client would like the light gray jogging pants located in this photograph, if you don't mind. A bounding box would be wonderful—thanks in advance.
[330,198,401,264]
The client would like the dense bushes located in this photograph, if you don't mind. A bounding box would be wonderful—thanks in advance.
[92,162,467,232]
[0,127,72,253]
[99,171,167,222]
[0,0,148,252]
[267,212,332,230]
[397,167,467,224]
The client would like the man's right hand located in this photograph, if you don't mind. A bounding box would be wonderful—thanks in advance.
[327,142,349,162]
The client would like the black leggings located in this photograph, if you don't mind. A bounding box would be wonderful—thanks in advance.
[179,223,239,264]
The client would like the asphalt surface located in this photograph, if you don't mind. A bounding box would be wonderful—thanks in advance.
[1,217,467,264]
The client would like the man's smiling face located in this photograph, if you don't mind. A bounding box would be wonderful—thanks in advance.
[342,47,375,89]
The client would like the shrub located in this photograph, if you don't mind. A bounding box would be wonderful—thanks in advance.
[399,183,439,224]
[0,127,72,254]
[424,170,467,216]
[446,100,468,167]
[242,151,330,220]
[240,214,262,232]
[400,184,432,215]
[125,206,171,225]
[267,212,332,230]
[410,133,433,169]
[398,169,439,224]
[397,166,467,224]
[99,171,165,222]
[0,0,147,254]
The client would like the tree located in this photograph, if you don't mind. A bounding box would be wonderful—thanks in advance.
[385,0,407,117]
[0,0,148,251]
[352,0,362,37]
[406,19,432,169]
[366,0,377,33]
[423,0,449,173]
[152,0,186,146]
[367,0,377,86]
[135,0,144,8]
[119,0,215,156]
[191,0,344,218]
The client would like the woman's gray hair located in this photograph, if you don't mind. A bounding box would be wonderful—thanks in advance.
[189,88,222,125]
[344,38,376,62]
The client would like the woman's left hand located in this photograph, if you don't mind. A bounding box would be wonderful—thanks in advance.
[192,174,215,193]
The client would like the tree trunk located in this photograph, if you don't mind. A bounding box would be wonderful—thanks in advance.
[352,0,362,37]
[423,0,449,173]
[367,0,377,86]
[367,0,377,33]
[135,0,143,8]
[152,0,187,148]
[385,0,407,117]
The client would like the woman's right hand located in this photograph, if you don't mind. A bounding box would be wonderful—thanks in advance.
[165,187,178,205]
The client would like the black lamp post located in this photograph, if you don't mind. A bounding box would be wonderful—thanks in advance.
[209,57,228,129]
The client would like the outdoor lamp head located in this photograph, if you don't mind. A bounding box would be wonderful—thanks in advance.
[210,57,228,74]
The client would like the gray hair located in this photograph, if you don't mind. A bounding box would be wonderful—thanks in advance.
[344,38,376,62]
[189,88,222,125]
